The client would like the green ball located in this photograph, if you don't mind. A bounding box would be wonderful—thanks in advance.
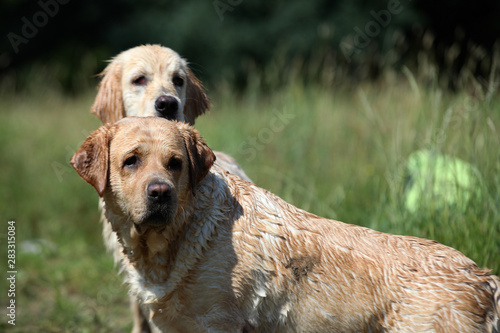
[405,150,482,213]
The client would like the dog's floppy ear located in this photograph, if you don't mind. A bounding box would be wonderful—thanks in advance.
[184,68,210,125]
[70,124,114,197]
[179,123,216,193]
[91,60,125,124]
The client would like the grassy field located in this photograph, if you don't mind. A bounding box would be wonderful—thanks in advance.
[1,72,499,332]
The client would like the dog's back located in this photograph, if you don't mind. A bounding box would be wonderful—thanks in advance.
[220,170,500,332]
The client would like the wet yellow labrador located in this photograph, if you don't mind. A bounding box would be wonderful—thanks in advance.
[72,117,500,333]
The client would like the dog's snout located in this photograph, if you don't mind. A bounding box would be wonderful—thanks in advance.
[155,95,178,119]
[147,182,172,202]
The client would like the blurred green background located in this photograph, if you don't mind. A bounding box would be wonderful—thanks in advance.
[2,0,500,91]
[1,1,499,332]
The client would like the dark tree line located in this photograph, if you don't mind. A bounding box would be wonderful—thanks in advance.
[1,0,499,92]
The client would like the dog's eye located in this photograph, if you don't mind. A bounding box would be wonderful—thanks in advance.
[132,75,146,86]
[167,157,182,171]
[123,155,139,168]
[172,75,184,87]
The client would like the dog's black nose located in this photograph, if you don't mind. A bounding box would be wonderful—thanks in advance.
[147,182,171,202]
[155,95,178,119]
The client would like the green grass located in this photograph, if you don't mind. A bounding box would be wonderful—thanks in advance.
[1,73,499,332]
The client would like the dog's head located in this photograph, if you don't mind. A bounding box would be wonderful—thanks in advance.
[70,117,215,228]
[91,45,209,125]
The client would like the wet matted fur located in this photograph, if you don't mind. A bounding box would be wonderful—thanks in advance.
[72,117,500,333]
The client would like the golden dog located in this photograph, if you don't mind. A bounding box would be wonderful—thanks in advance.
[71,117,500,333]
